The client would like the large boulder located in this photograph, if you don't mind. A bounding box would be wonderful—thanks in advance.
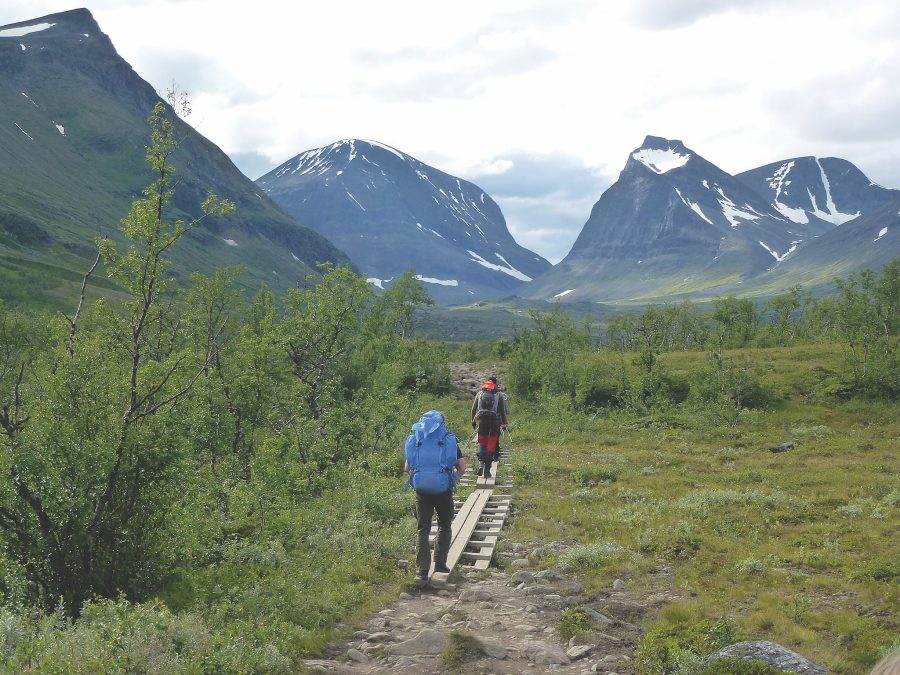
[709,641,827,674]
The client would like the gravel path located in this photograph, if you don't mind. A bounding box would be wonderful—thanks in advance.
[303,560,682,674]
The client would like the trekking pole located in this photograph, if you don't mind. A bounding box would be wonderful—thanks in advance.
[502,426,512,444]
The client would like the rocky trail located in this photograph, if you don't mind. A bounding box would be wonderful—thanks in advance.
[301,365,829,675]
[301,554,680,674]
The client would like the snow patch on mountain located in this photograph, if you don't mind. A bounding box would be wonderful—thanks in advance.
[632,147,691,174]
[223,238,238,247]
[54,123,65,135]
[467,250,532,281]
[874,226,889,242]
[0,22,55,38]
[14,122,33,141]
[416,222,445,239]
[775,202,809,224]
[366,140,405,161]
[674,187,713,224]
[346,191,365,211]
[715,187,761,227]
[554,289,576,298]
[758,240,797,262]
[812,158,859,225]
[414,275,458,286]
[765,161,810,224]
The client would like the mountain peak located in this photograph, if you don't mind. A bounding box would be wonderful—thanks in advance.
[640,135,684,149]
[631,136,691,174]
[257,140,551,302]
[0,8,100,35]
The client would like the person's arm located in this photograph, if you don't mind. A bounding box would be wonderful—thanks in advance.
[471,394,479,427]
[456,456,466,475]
[404,459,412,474]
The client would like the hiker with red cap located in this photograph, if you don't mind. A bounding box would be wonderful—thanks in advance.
[471,376,508,478]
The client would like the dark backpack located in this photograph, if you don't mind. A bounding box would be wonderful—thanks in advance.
[476,390,500,420]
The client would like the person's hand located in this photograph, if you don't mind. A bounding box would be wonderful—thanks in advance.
[471,420,477,430]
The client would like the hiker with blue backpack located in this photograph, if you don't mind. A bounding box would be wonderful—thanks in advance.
[404,410,466,580]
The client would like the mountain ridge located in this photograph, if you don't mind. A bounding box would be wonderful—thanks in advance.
[524,135,899,303]
[257,139,551,303]
[0,8,350,309]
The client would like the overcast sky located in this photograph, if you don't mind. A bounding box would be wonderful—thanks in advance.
[3,1,900,262]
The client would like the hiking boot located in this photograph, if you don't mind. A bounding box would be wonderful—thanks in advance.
[433,563,451,574]
[484,471,492,478]
[415,570,429,581]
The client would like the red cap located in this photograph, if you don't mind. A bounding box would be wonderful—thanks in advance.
[483,380,496,390]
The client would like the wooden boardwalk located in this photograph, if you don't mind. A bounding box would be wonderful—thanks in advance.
[427,447,512,580]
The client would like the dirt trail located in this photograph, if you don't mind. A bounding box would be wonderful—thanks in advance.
[301,365,679,674]
[303,560,681,674]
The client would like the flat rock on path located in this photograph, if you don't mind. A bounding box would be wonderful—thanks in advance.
[305,567,657,674]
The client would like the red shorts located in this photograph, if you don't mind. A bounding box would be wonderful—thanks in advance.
[477,417,501,453]
[478,433,499,453]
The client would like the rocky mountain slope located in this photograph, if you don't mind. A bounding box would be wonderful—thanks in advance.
[0,9,349,309]
[257,140,551,303]
[525,136,899,303]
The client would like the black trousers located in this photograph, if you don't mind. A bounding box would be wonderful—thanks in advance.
[415,489,454,573]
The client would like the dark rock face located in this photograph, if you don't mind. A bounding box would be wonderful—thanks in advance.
[0,9,349,304]
[736,157,897,231]
[257,140,551,303]
[525,136,900,303]
[710,640,828,674]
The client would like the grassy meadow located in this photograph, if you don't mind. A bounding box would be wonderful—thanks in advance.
[474,344,899,674]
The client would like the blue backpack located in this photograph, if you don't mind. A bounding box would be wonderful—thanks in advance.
[405,430,459,494]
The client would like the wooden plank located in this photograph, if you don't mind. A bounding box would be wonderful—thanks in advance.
[460,551,493,560]
[429,489,491,577]
[475,474,496,489]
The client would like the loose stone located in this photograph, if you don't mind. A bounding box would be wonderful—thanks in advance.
[347,648,368,663]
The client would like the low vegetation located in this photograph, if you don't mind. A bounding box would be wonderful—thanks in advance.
[0,99,895,673]
[499,331,898,673]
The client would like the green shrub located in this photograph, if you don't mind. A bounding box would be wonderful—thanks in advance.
[636,616,740,674]
[556,542,630,572]
[851,557,900,582]
[678,489,785,515]
[512,456,542,484]
[559,607,594,640]
[575,466,618,486]
[442,629,484,667]
[691,353,772,410]
[572,352,627,410]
